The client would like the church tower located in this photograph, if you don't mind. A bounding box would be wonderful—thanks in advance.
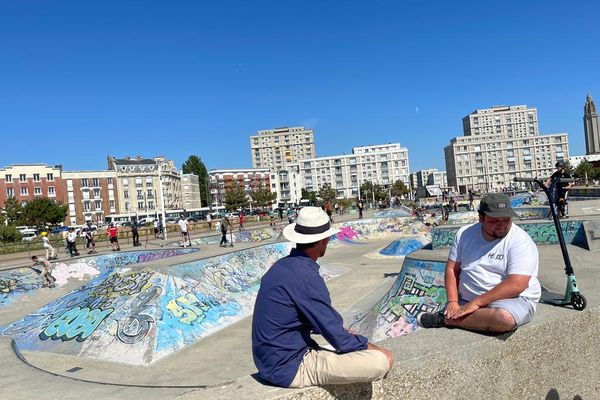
[584,94,600,155]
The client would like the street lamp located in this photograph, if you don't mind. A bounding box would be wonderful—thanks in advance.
[158,161,167,240]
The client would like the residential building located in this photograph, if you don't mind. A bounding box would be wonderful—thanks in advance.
[270,164,303,207]
[445,105,569,193]
[181,173,202,209]
[107,156,182,216]
[250,126,316,171]
[0,164,65,208]
[584,94,600,155]
[208,168,271,208]
[569,154,600,169]
[298,143,410,199]
[62,170,119,225]
[410,168,448,190]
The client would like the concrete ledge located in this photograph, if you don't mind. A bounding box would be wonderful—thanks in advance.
[277,307,600,400]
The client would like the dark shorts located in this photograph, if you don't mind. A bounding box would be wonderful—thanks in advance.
[110,237,118,244]
[181,231,189,237]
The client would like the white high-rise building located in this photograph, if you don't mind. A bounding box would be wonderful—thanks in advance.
[181,173,202,209]
[298,143,410,199]
[445,105,569,193]
[250,126,316,171]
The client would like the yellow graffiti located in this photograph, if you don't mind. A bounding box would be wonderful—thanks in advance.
[166,293,209,325]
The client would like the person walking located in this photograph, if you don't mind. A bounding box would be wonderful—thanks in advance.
[178,216,190,247]
[239,212,245,230]
[357,199,364,219]
[107,223,120,251]
[131,218,141,247]
[220,216,231,247]
[206,213,213,231]
[41,232,57,260]
[325,200,333,222]
[82,221,97,254]
[252,207,393,388]
[30,256,56,288]
[66,227,80,257]
[153,219,159,239]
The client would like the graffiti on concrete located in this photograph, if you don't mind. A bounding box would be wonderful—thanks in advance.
[514,207,551,220]
[329,218,431,247]
[348,258,446,341]
[376,237,428,258]
[446,211,479,225]
[373,206,413,219]
[39,306,114,342]
[168,227,283,247]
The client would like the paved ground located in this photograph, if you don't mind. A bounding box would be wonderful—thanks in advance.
[1,201,600,399]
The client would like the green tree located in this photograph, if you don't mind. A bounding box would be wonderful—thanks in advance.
[360,181,374,204]
[182,155,210,207]
[301,189,318,205]
[20,198,68,228]
[0,225,21,243]
[3,197,23,225]
[318,183,337,202]
[373,184,388,201]
[573,159,599,181]
[223,182,249,211]
[390,180,409,197]
[250,183,277,208]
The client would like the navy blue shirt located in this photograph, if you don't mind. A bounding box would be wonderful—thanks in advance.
[251,248,368,387]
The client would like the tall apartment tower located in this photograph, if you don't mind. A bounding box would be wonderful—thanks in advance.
[250,126,316,171]
[445,105,569,193]
[584,94,600,155]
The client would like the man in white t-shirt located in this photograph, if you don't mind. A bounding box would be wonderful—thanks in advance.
[418,193,540,333]
[178,216,190,247]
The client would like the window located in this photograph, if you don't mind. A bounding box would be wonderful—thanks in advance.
[20,187,28,195]
[95,200,101,210]
[33,174,40,182]
[93,188,101,197]
[92,178,100,187]
[48,187,55,196]
[109,200,115,208]
[6,188,14,197]
[107,177,113,184]
[84,202,91,211]
[137,202,144,209]
[19,174,26,181]
[5,174,12,182]
[124,190,129,199]
[148,201,154,210]
[122,178,129,186]
[81,178,89,187]
[34,187,42,195]
[125,202,129,211]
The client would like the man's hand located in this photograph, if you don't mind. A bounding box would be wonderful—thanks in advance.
[444,301,461,318]
[367,342,394,368]
[447,301,481,320]
[345,327,358,335]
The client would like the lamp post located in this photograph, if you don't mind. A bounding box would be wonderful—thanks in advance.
[158,162,167,240]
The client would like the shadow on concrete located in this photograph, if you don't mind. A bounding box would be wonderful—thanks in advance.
[319,383,374,399]
[545,388,583,399]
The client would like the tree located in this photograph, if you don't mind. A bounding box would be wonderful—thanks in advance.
[318,183,337,202]
[251,183,277,208]
[223,182,249,211]
[390,180,409,197]
[182,155,210,207]
[301,189,318,205]
[20,198,68,228]
[0,225,21,243]
[573,159,600,181]
[3,197,23,225]
[373,184,388,201]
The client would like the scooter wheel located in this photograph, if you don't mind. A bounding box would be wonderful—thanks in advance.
[571,293,587,311]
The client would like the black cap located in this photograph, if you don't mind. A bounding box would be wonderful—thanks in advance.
[555,161,565,168]
[479,194,517,218]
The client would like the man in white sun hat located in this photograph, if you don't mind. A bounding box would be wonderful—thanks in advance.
[252,206,393,388]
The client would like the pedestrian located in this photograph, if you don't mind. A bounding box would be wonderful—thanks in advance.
[334,202,339,215]
[278,208,284,223]
[269,211,276,227]
[131,218,141,247]
[41,231,57,260]
[418,194,540,333]
[545,161,574,218]
[252,207,393,388]
[153,219,159,238]
[66,227,80,257]
[158,217,164,239]
[107,223,120,251]
[357,199,364,219]
[206,213,213,231]
[239,211,245,230]
[178,216,190,247]
[468,190,475,211]
[82,221,97,254]
[220,216,231,247]
[30,256,56,288]
[325,200,333,222]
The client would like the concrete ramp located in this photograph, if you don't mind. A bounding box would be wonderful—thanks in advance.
[167,226,284,247]
[0,248,198,308]
[348,256,446,342]
[2,242,342,366]
[329,217,431,248]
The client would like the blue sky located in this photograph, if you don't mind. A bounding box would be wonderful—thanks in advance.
[1,1,599,172]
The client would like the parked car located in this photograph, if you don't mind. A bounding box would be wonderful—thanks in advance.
[20,228,37,242]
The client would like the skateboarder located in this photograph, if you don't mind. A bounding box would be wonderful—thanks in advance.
[30,256,56,288]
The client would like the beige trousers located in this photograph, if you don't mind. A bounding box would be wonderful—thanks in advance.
[289,348,390,388]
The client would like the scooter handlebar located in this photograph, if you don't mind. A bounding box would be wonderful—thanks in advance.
[557,178,576,183]
[513,177,538,183]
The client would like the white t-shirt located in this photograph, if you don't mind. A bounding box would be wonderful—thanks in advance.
[67,232,77,243]
[449,222,541,303]
[42,236,51,248]
[178,219,188,233]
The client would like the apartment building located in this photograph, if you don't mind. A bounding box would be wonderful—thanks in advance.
[107,156,181,215]
[62,170,119,225]
[250,126,316,171]
[0,164,65,208]
[298,143,410,199]
[181,173,202,209]
[445,105,569,193]
[269,165,303,206]
[208,168,271,207]
[410,169,448,190]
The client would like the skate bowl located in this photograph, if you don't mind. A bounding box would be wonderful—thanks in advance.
[431,220,590,250]
[372,206,413,219]
[445,211,478,225]
[363,237,430,260]
[1,242,343,366]
[165,226,284,247]
[0,248,198,309]
[514,206,551,220]
[329,217,431,248]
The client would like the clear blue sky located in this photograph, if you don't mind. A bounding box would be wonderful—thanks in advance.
[1,1,599,172]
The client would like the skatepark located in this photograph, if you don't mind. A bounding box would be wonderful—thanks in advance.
[2,199,600,399]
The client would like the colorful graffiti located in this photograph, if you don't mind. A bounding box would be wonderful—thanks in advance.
[432,221,588,249]
[348,257,446,342]
[514,207,551,220]
[373,206,413,219]
[329,217,431,248]
[0,248,197,309]
[446,211,479,225]
[378,237,428,257]
[167,227,284,247]
[2,242,342,366]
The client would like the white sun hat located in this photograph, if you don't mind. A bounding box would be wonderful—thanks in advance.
[283,206,341,244]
